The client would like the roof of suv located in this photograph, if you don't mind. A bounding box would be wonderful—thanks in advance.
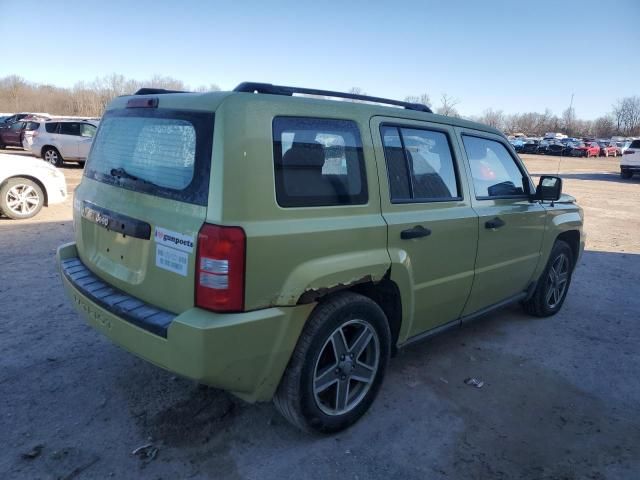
[110,82,504,138]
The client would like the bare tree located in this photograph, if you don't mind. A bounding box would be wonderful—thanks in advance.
[436,93,460,117]
[404,93,431,108]
[614,96,640,135]
[477,108,504,130]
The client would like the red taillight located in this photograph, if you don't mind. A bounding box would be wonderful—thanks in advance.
[195,224,246,312]
[624,150,635,155]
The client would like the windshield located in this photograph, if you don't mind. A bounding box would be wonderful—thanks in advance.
[85,108,214,205]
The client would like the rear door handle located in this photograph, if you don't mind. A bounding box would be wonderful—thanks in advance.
[485,217,506,229]
[401,225,432,240]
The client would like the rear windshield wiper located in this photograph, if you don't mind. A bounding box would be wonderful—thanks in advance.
[109,167,159,188]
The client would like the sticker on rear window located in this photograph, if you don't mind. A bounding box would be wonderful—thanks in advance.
[156,244,189,276]
[154,227,194,253]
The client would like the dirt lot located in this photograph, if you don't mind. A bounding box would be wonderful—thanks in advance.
[1,151,639,479]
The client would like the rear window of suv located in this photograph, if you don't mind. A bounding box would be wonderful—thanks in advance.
[273,117,367,207]
[630,140,640,149]
[85,109,214,205]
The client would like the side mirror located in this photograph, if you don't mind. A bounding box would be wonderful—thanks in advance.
[534,175,562,202]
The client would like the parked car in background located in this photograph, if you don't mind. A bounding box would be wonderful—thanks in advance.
[598,141,619,157]
[620,139,640,179]
[31,120,99,167]
[617,141,632,155]
[547,141,569,156]
[536,139,551,154]
[570,141,600,157]
[521,139,540,154]
[0,153,67,219]
[509,138,524,152]
[21,121,44,151]
[0,120,28,149]
[0,112,50,126]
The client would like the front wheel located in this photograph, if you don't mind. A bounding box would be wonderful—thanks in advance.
[0,177,44,219]
[274,292,391,433]
[523,240,574,317]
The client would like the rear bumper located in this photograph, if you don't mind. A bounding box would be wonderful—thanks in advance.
[57,242,314,402]
[620,164,640,172]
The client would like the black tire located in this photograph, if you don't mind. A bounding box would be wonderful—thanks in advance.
[523,240,574,317]
[0,177,44,219]
[274,292,391,433]
[77,161,86,168]
[43,147,63,167]
[620,169,633,179]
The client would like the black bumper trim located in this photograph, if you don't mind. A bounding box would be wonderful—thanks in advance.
[61,257,175,338]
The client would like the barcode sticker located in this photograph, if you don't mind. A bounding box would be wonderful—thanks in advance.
[156,244,189,276]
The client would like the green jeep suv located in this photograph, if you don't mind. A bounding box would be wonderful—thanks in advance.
[57,83,584,433]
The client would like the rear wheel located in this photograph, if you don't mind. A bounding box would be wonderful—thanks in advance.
[621,169,633,179]
[274,292,391,433]
[43,147,63,167]
[0,177,44,219]
[523,240,574,317]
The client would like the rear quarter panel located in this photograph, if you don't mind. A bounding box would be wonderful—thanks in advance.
[210,95,390,310]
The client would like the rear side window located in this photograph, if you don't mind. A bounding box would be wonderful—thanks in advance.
[85,109,214,205]
[462,135,526,198]
[630,140,640,148]
[273,117,367,207]
[381,125,460,202]
[24,122,39,131]
[60,122,81,136]
[45,123,59,133]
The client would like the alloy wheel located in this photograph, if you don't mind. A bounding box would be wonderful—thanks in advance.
[44,149,59,165]
[546,253,569,309]
[5,184,40,216]
[313,319,380,416]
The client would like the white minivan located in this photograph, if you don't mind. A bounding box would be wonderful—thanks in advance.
[30,119,99,167]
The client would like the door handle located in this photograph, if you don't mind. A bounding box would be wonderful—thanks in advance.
[485,217,506,229]
[401,225,432,240]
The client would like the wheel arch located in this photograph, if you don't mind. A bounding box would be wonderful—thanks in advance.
[0,175,49,206]
[556,230,580,269]
[298,274,404,354]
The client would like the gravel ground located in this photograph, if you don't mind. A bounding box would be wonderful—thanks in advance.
[1,150,639,479]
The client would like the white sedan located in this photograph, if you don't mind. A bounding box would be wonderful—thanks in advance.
[0,153,67,219]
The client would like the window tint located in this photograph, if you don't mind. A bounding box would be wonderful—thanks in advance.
[462,135,526,198]
[630,140,640,149]
[381,125,459,202]
[24,122,40,131]
[273,117,367,207]
[80,123,97,138]
[45,122,59,133]
[9,121,24,130]
[60,122,81,136]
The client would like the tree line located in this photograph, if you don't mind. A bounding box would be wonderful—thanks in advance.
[1,75,638,137]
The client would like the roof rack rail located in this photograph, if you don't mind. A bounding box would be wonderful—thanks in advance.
[233,82,433,113]
[134,88,189,95]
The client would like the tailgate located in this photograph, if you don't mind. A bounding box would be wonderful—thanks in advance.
[73,104,214,314]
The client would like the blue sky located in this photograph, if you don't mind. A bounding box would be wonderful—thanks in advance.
[1,0,638,119]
